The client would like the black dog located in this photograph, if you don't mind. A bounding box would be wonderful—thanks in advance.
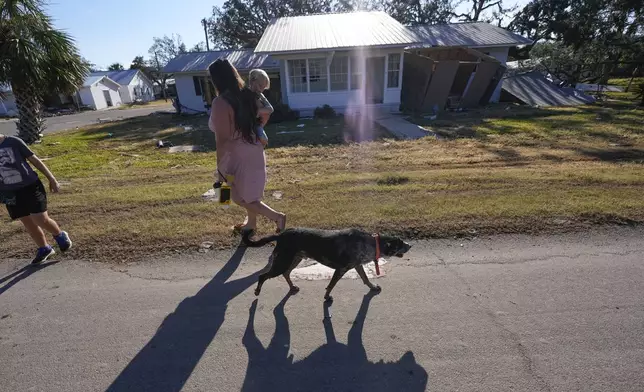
[242,228,412,303]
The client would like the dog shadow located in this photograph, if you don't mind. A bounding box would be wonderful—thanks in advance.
[0,261,59,297]
[105,243,258,392]
[241,291,428,392]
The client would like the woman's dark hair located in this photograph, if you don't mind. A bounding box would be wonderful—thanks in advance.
[208,59,259,144]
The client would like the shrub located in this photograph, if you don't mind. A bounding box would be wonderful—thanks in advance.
[377,175,410,186]
[314,104,336,119]
[269,103,299,124]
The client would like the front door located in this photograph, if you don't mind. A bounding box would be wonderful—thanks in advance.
[365,57,385,104]
[103,90,113,107]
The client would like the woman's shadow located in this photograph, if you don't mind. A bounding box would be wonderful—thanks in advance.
[242,292,428,392]
[106,244,257,392]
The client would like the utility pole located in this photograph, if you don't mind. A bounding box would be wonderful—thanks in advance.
[201,18,210,51]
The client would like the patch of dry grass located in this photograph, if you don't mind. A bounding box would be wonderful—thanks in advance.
[1,102,643,262]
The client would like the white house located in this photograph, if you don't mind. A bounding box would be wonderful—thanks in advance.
[163,50,279,114]
[91,70,155,103]
[254,11,419,115]
[0,85,17,117]
[77,75,122,110]
[164,11,532,116]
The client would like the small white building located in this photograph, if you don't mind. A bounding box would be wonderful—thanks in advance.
[90,70,155,103]
[163,50,279,114]
[0,85,17,117]
[255,11,419,115]
[77,75,122,110]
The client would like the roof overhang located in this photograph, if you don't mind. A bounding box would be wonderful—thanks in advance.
[255,43,420,56]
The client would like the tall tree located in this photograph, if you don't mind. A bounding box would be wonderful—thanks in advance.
[148,34,185,100]
[0,0,89,144]
[190,42,207,52]
[208,0,334,49]
[129,56,146,70]
[82,57,99,73]
[381,0,454,25]
[510,0,644,84]
[452,0,517,25]
[108,62,124,71]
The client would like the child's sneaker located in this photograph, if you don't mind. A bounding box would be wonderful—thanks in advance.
[32,246,55,265]
[54,231,72,252]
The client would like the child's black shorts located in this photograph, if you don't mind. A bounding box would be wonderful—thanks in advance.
[4,180,48,220]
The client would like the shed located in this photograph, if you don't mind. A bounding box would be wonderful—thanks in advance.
[78,75,122,110]
[91,70,155,103]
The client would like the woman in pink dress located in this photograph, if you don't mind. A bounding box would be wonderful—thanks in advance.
[208,59,286,234]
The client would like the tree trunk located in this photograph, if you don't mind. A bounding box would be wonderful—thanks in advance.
[12,82,45,144]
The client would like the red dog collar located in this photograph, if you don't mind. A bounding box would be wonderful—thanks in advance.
[373,233,381,275]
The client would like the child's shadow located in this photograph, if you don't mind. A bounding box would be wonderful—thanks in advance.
[242,292,428,392]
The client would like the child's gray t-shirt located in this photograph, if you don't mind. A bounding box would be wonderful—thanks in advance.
[0,136,39,191]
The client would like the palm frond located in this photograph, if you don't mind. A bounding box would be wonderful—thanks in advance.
[0,0,88,93]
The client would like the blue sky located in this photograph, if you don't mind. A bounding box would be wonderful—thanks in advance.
[47,0,221,69]
[46,0,528,70]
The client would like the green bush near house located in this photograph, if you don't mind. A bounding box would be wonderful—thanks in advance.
[314,104,337,119]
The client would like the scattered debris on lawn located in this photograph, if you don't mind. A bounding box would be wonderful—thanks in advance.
[272,191,283,200]
[199,241,214,253]
[156,140,174,148]
[202,188,217,201]
[168,145,203,153]
[277,130,305,135]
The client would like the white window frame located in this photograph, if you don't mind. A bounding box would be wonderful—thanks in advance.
[287,59,308,94]
[387,53,401,89]
[307,57,328,93]
[349,56,363,91]
[329,55,349,91]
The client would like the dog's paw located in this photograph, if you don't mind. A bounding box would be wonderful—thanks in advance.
[324,295,334,303]
[371,285,382,292]
[290,286,300,294]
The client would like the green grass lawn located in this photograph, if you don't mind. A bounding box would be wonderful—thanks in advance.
[1,101,643,262]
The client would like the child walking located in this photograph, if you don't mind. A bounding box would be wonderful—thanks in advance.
[0,134,72,264]
[248,69,274,147]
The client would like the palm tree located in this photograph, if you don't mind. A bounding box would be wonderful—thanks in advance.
[0,0,89,144]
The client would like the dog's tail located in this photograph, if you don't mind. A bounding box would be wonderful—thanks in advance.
[242,230,281,247]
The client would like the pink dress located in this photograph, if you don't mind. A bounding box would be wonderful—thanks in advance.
[209,96,267,204]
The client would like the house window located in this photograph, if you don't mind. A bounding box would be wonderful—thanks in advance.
[288,60,307,93]
[350,57,362,90]
[387,53,401,88]
[308,58,328,92]
[193,76,203,96]
[329,56,348,91]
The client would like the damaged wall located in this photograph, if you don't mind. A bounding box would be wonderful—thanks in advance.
[401,47,506,113]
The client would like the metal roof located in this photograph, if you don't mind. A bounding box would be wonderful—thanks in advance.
[91,70,140,85]
[255,11,420,54]
[82,75,120,89]
[409,22,532,48]
[502,72,596,107]
[163,50,279,74]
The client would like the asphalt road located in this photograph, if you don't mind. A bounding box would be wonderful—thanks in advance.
[0,103,173,136]
[1,228,643,391]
